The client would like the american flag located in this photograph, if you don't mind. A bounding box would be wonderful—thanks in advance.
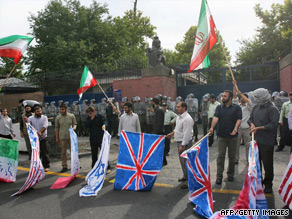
[210,141,269,219]
[185,137,214,218]
[114,131,165,191]
[278,154,292,210]
[12,124,45,196]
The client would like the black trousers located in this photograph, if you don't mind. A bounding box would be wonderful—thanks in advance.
[279,117,291,149]
[90,140,102,168]
[202,116,208,135]
[0,134,12,139]
[258,143,274,187]
[208,118,215,146]
[164,125,172,154]
[40,138,50,168]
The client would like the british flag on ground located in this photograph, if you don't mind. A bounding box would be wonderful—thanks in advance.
[210,141,269,219]
[185,137,214,218]
[114,131,165,191]
[12,124,45,196]
[278,153,292,210]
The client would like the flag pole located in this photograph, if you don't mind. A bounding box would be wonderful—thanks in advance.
[182,132,210,155]
[0,63,17,92]
[96,82,116,110]
[215,28,236,82]
[249,132,255,176]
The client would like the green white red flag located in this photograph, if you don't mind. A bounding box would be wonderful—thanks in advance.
[0,35,33,64]
[188,0,217,73]
[77,66,97,100]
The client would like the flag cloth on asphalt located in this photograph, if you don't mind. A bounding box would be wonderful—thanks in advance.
[188,0,217,72]
[77,66,97,100]
[0,138,19,183]
[278,153,292,210]
[51,128,80,189]
[0,35,33,64]
[12,124,45,196]
[79,130,111,197]
[210,141,269,219]
[185,137,214,218]
[114,131,165,191]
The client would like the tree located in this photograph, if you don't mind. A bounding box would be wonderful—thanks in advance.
[26,0,155,95]
[0,57,25,78]
[163,26,230,83]
[236,0,292,66]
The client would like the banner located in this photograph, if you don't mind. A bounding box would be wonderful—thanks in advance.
[114,131,165,191]
[12,124,45,196]
[51,128,80,189]
[79,130,111,197]
[0,138,19,182]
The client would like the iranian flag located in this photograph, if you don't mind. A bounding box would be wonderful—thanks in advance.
[188,0,217,73]
[0,138,19,183]
[77,66,97,100]
[0,35,33,64]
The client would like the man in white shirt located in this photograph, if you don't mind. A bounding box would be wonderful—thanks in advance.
[118,102,141,136]
[208,94,220,147]
[167,101,194,189]
[0,108,15,139]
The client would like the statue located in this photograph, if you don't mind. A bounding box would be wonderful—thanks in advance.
[146,36,166,67]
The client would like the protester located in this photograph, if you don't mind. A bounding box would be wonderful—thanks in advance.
[233,81,252,163]
[118,102,141,136]
[28,106,50,172]
[152,97,166,165]
[248,88,279,193]
[106,99,119,138]
[55,104,77,172]
[20,105,33,159]
[167,101,194,189]
[275,91,292,152]
[162,102,177,156]
[199,95,209,136]
[85,106,107,168]
[0,108,15,139]
[207,94,220,147]
[209,90,242,185]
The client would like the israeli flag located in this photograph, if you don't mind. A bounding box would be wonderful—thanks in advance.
[79,130,111,197]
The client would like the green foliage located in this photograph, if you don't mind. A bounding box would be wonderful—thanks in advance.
[236,0,292,65]
[0,57,25,78]
[27,0,155,78]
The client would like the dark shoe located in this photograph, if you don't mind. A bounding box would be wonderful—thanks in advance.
[163,161,168,166]
[178,177,187,182]
[166,153,169,156]
[216,178,222,185]
[264,185,273,194]
[208,144,212,147]
[60,167,68,173]
[195,136,198,141]
[235,161,239,165]
[275,147,284,152]
[228,176,234,182]
[180,183,188,189]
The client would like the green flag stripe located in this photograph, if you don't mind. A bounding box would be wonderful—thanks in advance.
[80,66,89,87]
[0,139,19,161]
[0,35,33,46]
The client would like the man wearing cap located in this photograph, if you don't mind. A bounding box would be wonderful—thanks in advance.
[55,104,77,172]
[248,88,279,193]
[275,91,292,152]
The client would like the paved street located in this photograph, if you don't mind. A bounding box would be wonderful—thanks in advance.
[0,124,291,219]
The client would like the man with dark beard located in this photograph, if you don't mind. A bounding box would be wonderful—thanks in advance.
[209,90,242,185]
[28,106,50,172]
[20,105,33,159]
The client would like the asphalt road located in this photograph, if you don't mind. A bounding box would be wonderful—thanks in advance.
[1,124,292,219]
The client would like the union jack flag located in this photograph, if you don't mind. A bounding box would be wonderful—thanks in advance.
[185,137,214,218]
[278,153,292,210]
[114,131,165,191]
[210,141,268,219]
[12,124,45,196]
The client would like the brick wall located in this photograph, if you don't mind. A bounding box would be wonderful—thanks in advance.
[0,91,44,113]
[280,64,292,92]
[113,76,177,101]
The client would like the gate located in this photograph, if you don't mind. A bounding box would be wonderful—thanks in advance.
[176,62,280,99]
